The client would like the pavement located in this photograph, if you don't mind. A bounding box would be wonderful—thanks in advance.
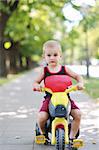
[0,67,99,150]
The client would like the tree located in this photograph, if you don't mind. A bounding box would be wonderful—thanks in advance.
[0,0,19,77]
[5,0,67,67]
[79,2,99,77]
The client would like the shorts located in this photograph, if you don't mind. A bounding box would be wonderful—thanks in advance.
[39,96,79,113]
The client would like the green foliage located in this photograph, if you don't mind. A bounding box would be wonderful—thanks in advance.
[0,1,10,14]
[72,77,99,99]
[0,0,19,14]
[84,78,99,99]
[4,0,68,58]
[1,0,99,63]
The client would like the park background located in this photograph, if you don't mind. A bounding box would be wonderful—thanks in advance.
[0,1,99,150]
[0,0,99,102]
[0,0,99,100]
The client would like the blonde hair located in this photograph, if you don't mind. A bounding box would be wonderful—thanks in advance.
[43,40,62,56]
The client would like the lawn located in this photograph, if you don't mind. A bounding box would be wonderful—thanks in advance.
[0,71,27,86]
[84,77,99,100]
[0,74,21,86]
[72,77,99,100]
[0,77,10,85]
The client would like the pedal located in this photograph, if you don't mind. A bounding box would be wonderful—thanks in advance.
[35,135,46,144]
[73,139,84,148]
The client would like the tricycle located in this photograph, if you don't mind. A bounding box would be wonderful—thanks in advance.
[34,75,84,150]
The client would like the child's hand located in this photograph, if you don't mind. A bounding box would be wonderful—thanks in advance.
[33,83,43,91]
[77,82,84,90]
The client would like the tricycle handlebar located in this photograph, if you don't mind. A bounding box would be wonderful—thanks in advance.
[38,86,78,94]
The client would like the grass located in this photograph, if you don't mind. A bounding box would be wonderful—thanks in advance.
[0,71,28,86]
[84,77,99,100]
[0,77,10,85]
[72,77,99,100]
[0,74,21,86]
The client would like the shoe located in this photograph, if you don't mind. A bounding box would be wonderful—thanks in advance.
[67,138,83,149]
[73,139,84,148]
[35,134,46,144]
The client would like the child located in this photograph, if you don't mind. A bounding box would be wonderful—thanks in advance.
[33,40,84,141]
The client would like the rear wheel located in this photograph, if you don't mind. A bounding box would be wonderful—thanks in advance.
[56,128,65,150]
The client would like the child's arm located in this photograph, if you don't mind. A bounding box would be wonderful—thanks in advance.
[65,66,84,90]
[33,67,44,91]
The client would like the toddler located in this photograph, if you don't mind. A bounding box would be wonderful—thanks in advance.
[33,40,84,141]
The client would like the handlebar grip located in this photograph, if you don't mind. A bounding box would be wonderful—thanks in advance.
[32,88,37,91]
[33,88,46,92]
[32,88,42,92]
[65,86,78,93]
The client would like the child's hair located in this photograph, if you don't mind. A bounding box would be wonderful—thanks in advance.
[42,40,62,56]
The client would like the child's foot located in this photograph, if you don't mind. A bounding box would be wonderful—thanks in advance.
[73,139,84,148]
[35,134,46,144]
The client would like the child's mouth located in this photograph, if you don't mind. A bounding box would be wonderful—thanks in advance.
[50,61,55,63]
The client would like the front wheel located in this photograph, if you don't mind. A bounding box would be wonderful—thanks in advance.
[56,128,65,150]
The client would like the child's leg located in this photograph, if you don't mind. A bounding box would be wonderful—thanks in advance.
[37,97,50,134]
[37,111,49,134]
[70,109,82,139]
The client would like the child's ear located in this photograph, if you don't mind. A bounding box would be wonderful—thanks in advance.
[61,53,63,57]
[60,55,62,58]
[60,55,63,62]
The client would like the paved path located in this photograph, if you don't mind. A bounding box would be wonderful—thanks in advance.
[0,67,99,150]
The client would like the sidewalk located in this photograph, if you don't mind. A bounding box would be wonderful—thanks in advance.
[0,68,99,150]
[70,91,99,150]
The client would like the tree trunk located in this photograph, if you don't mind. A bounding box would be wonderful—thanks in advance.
[18,53,24,71]
[0,12,9,77]
[0,0,19,77]
[0,50,7,77]
[9,53,17,74]
[26,57,30,70]
[7,42,19,74]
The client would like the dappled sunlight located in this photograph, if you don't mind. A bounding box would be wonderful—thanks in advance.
[70,91,99,144]
[82,118,99,129]
[80,101,99,143]
[0,106,38,120]
[89,109,99,117]
[17,106,38,115]
[17,106,28,113]
[15,114,27,119]
[0,112,16,119]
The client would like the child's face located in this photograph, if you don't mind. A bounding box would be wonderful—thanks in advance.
[44,47,61,67]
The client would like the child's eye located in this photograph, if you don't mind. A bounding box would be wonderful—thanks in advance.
[54,53,58,56]
[47,54,51,57]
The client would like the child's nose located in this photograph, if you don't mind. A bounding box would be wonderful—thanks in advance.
[50,55,54,59]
